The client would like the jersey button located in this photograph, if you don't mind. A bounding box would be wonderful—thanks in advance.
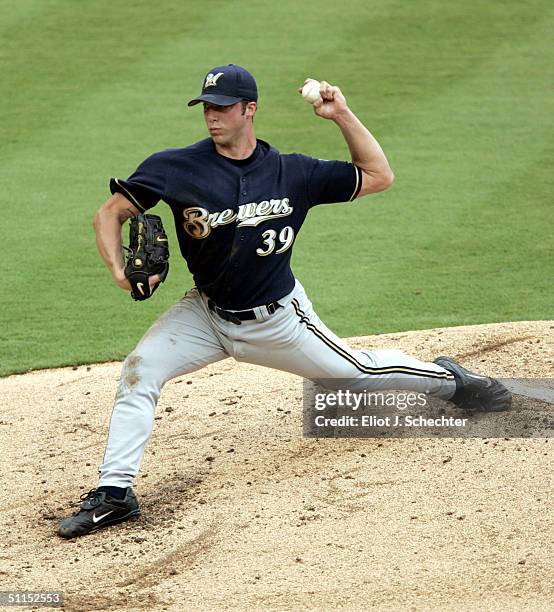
[242,190,247,195]
[241,177,246,182]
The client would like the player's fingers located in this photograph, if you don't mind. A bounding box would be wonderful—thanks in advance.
[328,86,339,101]
[149,274,161,290]
[114,270,132,291]
[319,81,334,99]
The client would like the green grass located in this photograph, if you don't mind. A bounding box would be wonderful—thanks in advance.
[1,0,553,375]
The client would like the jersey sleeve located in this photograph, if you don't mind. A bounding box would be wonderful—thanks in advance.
[304,157,363,206]
[109,152,167,212]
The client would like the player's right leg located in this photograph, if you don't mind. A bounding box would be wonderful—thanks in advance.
[58,288,228,538]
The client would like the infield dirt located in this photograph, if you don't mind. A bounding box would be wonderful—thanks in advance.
[0,321,552,611]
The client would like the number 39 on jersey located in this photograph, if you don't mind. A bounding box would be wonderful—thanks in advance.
[256,226,295,256]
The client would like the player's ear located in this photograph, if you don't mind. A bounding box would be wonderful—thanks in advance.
[244,101,257,118]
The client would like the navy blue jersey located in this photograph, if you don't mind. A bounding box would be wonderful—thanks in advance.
[111,138,362,309]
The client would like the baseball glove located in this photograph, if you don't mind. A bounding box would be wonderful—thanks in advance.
[124,214,169,301]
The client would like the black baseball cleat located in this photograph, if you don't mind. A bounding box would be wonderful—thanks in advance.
[434,356,512,412]
[57,488,140,538]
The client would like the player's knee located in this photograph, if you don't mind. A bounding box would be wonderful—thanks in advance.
[315,361,362,381]
[120,352,146,388]
[119,351,166,391]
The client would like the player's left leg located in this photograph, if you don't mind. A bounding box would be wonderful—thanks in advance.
[230,280,509,410]
[227,281,456,397]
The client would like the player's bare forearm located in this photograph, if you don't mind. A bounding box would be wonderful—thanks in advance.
[93,194,139,290]
[333,109,394,196]
[93,209,129,289]
[310,80,394,196]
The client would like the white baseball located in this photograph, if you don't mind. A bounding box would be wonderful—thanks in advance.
[301,79,322,104]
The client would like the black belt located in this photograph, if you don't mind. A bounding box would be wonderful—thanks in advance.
[207,299,282,325]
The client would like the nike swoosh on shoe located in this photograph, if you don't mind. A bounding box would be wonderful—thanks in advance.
[92,510,114,524]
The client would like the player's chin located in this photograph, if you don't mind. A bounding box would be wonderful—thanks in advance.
[208,130,225,142]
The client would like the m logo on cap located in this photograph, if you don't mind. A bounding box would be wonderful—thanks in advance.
[187,65,257,106]
[204,72,224,88]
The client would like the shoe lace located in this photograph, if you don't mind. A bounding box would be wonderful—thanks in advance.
[76,488,102,506]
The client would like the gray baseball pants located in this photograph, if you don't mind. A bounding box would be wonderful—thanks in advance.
[98,280,455,488]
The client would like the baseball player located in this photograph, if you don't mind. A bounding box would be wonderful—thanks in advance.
[58,64,511,538]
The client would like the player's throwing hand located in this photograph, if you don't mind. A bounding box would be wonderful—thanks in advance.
[313,80,349,120]
[299,79,349,120]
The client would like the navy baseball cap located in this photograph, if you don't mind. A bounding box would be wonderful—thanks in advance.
[188,64,258,107]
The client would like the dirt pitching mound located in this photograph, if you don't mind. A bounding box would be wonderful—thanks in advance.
[0,321,552,611]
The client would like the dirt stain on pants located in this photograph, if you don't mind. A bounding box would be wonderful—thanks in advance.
[123,354,142,389]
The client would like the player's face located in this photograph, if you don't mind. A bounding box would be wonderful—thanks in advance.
[203,101,250,146]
